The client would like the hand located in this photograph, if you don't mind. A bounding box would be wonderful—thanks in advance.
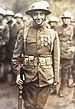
[16,74,23,85]
[68,46,75,52]
[54,81,59,86]
[2,42,5,45]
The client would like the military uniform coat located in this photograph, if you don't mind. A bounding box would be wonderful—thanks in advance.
[12,24,60,87]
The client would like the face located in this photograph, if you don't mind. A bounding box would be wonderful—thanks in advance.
[62,17,71,25]
[16,17,22,23]
[49,21,57,28]
[32,11,46,26]
[6,16,13,22]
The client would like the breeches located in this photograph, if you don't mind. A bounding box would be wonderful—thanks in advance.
[60,59,73,88]
[22,82,50,109]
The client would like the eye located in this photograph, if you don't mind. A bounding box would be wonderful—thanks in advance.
[40,13,44,16]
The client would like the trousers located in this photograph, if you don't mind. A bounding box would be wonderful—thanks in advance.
[60,58,73,89]
[22,81,50,109]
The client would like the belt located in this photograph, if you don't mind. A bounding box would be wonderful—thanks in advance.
[24,55,52,66]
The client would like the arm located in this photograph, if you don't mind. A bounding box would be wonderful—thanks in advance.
[12,29,24,76]
[3,24,9,44]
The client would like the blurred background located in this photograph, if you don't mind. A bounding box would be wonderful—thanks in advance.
[0,0,75,18]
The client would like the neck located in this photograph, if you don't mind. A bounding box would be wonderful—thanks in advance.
[63,24,69,27]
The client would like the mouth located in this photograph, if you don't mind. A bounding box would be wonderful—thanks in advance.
[35,19,43,24]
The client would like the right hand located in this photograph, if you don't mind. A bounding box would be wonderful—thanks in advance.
[16,74,23,85]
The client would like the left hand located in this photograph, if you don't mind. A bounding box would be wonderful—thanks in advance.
[54,82,58,86]
[68,46,75,52]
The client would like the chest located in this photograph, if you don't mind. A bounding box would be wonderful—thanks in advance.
[24,27,55,55]
[59,25,74,42]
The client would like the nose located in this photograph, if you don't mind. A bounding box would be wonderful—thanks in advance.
[37,13,41,19]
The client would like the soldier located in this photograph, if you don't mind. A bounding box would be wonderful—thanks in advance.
[0,7,9,81]
[58,11,75,97]
[12,1,60,109]
[70,17,75,87]
[5,10,19,85]
[46,16,60,94]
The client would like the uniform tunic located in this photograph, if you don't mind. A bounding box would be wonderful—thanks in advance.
[12,24,60,109]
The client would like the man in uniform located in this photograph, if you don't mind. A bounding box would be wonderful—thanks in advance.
[12,1,60,109]
[0,7,9,82]
[46,15,59,94]
[58,11,75,97]
[69,17,75,87]
[5,10,19,85]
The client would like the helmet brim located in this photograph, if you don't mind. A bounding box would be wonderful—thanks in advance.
[0,13,4,16]
[5,14,14,17]
[25,9,51,16]
[61,16,71,19]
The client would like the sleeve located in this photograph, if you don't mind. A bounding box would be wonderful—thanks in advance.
[72,26,75,46]
[53,31,60,83]
[3,24,9,44]
[12,30,24,75]
[0,24,9,47]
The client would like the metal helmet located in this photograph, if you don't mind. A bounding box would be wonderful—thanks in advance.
[40,1,50,9]
[15,13,23,18]
[6,10,14,16]
[47,16,59,23]
[0,7,6,16]
[25,1,51,16]
[61,11,72,19]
